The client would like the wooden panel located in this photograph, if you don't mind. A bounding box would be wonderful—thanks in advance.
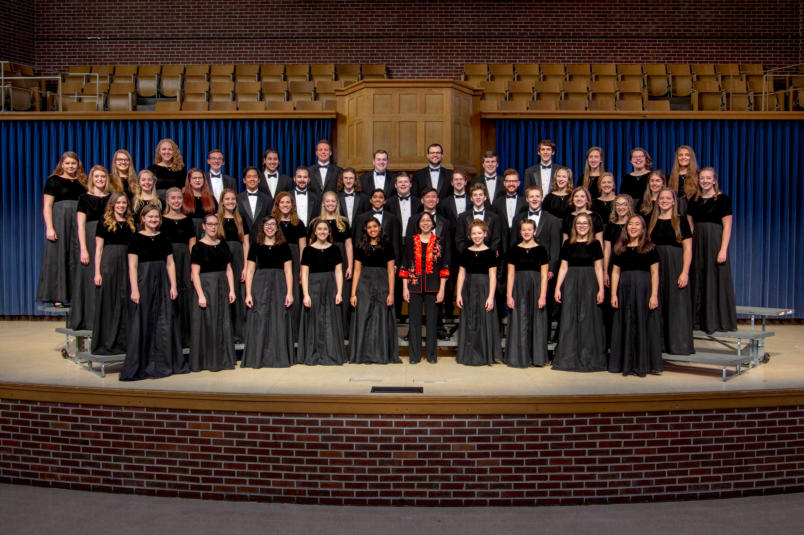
[372,93,393,114]
[399,93,418,115]
[424,121,443,149]
[373,121,392,151]
[398,121,418,158]
[424,93,443,115]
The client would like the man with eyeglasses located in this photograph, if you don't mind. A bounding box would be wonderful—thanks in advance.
[413,143,453,200]
[205,149,236,202]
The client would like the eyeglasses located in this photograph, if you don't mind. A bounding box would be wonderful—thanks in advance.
[615,202,630,207]
[115,158,130,162]
[204,222,219,227]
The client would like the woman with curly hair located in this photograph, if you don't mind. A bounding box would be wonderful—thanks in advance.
[148,138,186,194]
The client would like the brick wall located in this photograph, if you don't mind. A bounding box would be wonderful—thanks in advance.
[0,0,35,66]
[29,0,802,77]
[1,398,802,505]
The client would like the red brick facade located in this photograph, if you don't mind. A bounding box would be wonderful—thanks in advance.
[2,398,802,505]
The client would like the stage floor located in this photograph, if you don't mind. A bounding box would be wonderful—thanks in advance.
[2,320,803,397]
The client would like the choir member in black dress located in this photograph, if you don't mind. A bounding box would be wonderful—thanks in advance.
[351,189,403,265]
[580,146,605,199]
[338,167,370,229]
[109,149,134,194]
[273,191,307,342]
[620,147,653,203]
[561,187,604,245]
[455,220,501,365]
[238,166,272,242]
[131,169,162,226]
[505,219,550,367]
[148,138,187,194]
[36,151,88,306]
[91,192,135,355]
[400,213,449,363]
[162,187,196,348]
[190,214,236,371]
[609,215,662,376]
[542,166,573,218]
[349,218,400,364]
[553,213,607,372]
[121,203,187,380]
[637,169,666,217]
[182,168,218,239]
[242,217,295,368]
[687,167,737,333]
[602,194,635,344]
[316,190,353,336]
[70,165,110,330]
[668,145,700,200]
[649,188,694,354]
[298,218,347,365]
[218,189,249,345]
[592,172,616,223]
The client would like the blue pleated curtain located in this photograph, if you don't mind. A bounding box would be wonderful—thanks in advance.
[0,118,332,315]
[495,118,803,317]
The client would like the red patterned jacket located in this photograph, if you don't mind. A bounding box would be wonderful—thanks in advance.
[398,233,450,293]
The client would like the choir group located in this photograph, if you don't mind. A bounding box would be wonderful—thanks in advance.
[36,139,737,380]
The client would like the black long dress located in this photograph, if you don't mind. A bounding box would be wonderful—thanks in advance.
[280,219,307,342]
[149,164,186,195]
[297,245,346,365]
[121,232,187,380]
[651,218,694,354]
[162,216,194,347]
[309,219,352,336]
[242,242,295,368]
[91,220,133,355]
[349,242,400,364]
[609,246,663,376]
[69,192,108,330]
[552,241,607,372]
[543,192,571,219]
[688,194,737,333]
[504,244,550,367]
[601,222,625,347]
[222,217,248,344]
[36,175,86,304]
[190,241,235,371]
[456,248,501,366]
[620,172,651,203]
[583,176,601,199]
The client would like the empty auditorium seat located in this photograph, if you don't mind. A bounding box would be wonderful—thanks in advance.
[528,99,558,111]
[237,100,266,111]
[588,99,615,111]
[112,65,136,84]
[617,79,646,107]
[562,79,589,101]
[160,65,184,97]
[507,81,534,104]
[285,64,310,82]
[260,64,285,82]
[209,81,235,103]
[234,64,260,82]
[617,64,644,84]
[533,80,562,106]
[183,81,209,102]
[181,101,208,111]
[692,79,724,111]
[294,100,324,111]
[184,65,210,82]
[209,101,236,111]
[499,100,529,111]
[314,80,343,107]
[266,100,295,111]
[235,81,261,103]
[591,63,617,82]
[137,65,161,97]
[644,64,670,97]
[210,64,234,83]
[716,64,742,81]
[480,80,507,108]
[692,64,719,84]
[261,81,288,102]
[489,64,515,82]
[616,99,643,111]
[155,99,181,112]
[540,64,566,83]
[645,100,671,111]
[92,65,114,84]
[462,64,489,85]
[559,98,587,111]
[722,78,752,110]
[336,64,361,84]
[515,64,541,82]
[668,64,693,97]
[361,64,387,79]
[590,79,617,109]
[566,63,592,83]
[310,64,335,81]
[64,101,97,112]
[288,80,315,101]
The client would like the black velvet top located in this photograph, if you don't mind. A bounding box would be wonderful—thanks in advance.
[44,175,86,201]
[355,242,395,268]
[620,172,651,202]
[191,241,233,273]
[560,241,604,267]
[222,217,248,242]
[603,222,625,244]
[162,217,195,244]
[279,220,307,245]
[149,164,187,191]
[77,193,109,221]
[506,244,549,271]
[612,246,660,272]
[301,244,343,273]
[458,248,496,274]
[592,198,614,223]
[650,218,692,247]
[248,242,292,269]
[543,192,571,218]
[128,232,173,263]
[687,194,733,224]
[308,218,351,243]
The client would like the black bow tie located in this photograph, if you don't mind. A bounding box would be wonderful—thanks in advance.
[247,192,259,197]
[373,210,383,215]
[529,210,541,217]
[343,192,354,197]
[485,176,496,180]
[266,173,277,178]
[296,189,307,195]
[375,171,385,176]
[541,164,551,169]
[506,194,517,199]
[454,194,465,199]
[319,164,329,169]
[473,211,484,216]
[211,173,221,178]
[429,167,440,172]
[399,195,410,201]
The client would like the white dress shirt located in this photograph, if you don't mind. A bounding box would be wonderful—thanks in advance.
[453,193,467,215]
[429,166,441,189]
[343,191,355,224]
[399,196,412,236]
[540,162,552,195]
[296,190,309,225]
[263,170,279,197]
[374,171,386,192]
[317,161,329,189]
[505,195,518,226]
[245,189,259,219]
[484,175,497,199]
[209,173,224,202]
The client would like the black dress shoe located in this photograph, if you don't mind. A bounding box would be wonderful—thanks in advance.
[437,328,450,340]
[402,333,410,341]
[427,357,437,364]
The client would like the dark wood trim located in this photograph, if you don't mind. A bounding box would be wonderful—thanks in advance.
[481,111,804,121]
[0,111,336,121]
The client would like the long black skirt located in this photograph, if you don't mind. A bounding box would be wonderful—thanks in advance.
[456,273,501,366]
[171,242,192,348]
[505,270,549,367]
[90,244,129,355]
[349,266,399,364]
[121,261,188,380]
[242,268,295,368]
[225,240,246,344]
[36,200,78,304]
[609,270,663,376]
[691,222,737,333]
[288,243,302,343]
[553,266,607,372]
[190,271,235,372]
[297,272,346,365]
[69,220,98,330]
[336,241,353,337]
[656,244,694,354]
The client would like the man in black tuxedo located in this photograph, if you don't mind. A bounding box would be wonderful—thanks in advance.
[237,167,272,244]
[491,169,527,255]
[205,149,237,203]
[437,169,470,224]
[471,150,506,202]
[337,166,370,228]
[307,139,341,196]
[358,149,397,198]
[289,166,321,227]
[455,182,502,255]
[413,143,452,200]
[352,189,402,264]
[258,148,293,205]
[523,139,560,195]
[386,172,421,246]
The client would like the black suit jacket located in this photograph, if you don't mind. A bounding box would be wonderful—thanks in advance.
[205,172,237,200]
[338,191,370,228]
[412,166,453,200]
[307,162,342,196]
[358,171,397,198]
[290,189,321,227]
[510,210,562,274]
[491,194,528,254]
[455,209,502,255]
[257,170,293,204]
[352,210,402,263]
[237,190,272,244]
[472,175,506,202]
[386,194,422,238]
[523,162,560,194]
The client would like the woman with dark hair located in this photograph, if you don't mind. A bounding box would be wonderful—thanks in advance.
[217,188,249,344]
[190,213,236,372]
[273,191,307,341]
[669,145,700,200]
[609,215,662,376]
[122,203,187,380]
[298,217,346,365]
[36,151,88,307]
[148,138,187,194]
[580,146,605,198]
[242,216,295,368]
[620,147,653,203]
[649,188,694,354]
[162,187,196,347]
[505,219,550,367]
[349,218,399,364]
[91,192,135,355]
[182,167,218,239]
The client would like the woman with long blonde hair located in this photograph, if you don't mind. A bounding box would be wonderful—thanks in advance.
[580,146,605,198]
[217,188,250,344]
[272,191,307,341]
[669,145,700,200]
[109,149,135,194]
[315,190,354,334]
